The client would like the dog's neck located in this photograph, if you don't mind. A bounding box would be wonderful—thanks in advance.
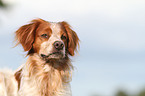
[17,53,73,96]
[27,53,73,72]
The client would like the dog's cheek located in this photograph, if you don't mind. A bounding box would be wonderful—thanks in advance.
[32,38,42,54]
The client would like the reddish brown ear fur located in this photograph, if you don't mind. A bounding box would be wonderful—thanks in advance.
[61,21,79,56]
[15,19,42,52]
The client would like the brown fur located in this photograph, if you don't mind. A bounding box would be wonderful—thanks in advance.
[60,21,79,56]
[15,18,79,96]
[27,55,73,96]
[14,69,22,90]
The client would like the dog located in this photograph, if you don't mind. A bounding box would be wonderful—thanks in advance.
[0,19,79,96]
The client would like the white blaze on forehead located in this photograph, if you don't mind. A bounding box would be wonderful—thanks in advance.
[39,22,65,56]
[50,23,61,37]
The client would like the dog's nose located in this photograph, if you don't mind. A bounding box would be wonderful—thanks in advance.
[53,41,64,50]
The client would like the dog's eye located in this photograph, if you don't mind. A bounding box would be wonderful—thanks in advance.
[41,34,48,38]
[61,35,66,40]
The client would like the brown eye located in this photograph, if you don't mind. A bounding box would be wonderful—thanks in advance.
[61,35,67,40]
[41,34,48,38]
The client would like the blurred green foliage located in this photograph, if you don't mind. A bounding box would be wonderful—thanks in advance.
[115,90,128,96]
[0,0,6,8]
[91,88,145,96]
[138,89,145,96]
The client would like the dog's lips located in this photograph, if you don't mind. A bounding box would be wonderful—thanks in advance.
[41,51,64,60]
[48,52,62,56]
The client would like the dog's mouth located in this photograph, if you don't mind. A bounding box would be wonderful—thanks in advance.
[40,52,64,61]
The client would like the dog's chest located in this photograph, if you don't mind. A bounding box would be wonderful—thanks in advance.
[18,77,71,96]
[18,77,41,96]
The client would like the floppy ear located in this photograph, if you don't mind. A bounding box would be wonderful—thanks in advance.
[61,21,79,56]
[15,19,40,52]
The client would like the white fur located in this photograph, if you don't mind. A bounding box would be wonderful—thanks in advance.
[39,23,65,58]
[0,69,18,96]
[18,54,71,96]
[0,22,72,96]
[0,55,71,96]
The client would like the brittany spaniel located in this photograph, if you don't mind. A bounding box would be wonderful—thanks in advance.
[0,19,79,96]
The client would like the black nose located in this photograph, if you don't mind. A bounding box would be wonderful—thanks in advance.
[53,41,64,50]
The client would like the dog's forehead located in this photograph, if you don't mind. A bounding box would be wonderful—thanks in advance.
[50,22,61,35]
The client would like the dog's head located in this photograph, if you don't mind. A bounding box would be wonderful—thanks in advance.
[15,19,79,60]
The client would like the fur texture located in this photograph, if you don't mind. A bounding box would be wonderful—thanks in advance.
[0,19,79,96]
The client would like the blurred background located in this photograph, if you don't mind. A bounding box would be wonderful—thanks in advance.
[0,0,145,96]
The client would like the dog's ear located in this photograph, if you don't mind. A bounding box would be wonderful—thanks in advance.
[61,21,79,56]
[15,19,41,52]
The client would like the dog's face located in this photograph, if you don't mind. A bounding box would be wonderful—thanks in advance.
[15,19,79,60]
[33,22,68,60]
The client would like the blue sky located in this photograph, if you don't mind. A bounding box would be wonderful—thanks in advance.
[0,0,145,96]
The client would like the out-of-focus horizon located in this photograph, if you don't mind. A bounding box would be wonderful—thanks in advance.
[0,0,145,96]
